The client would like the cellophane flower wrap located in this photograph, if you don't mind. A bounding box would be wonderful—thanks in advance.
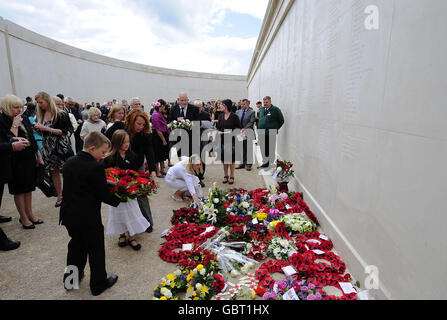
[105,168,157,202]
[272,160,295,183]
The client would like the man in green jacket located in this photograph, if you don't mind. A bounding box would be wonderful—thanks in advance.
[257,96,284,168]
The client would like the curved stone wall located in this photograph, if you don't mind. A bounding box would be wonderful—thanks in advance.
[248,0,447,299]
[0,16,247,107]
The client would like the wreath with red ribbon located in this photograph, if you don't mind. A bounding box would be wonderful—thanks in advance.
[314,273,357,300]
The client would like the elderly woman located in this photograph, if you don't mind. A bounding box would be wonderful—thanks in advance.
[0,94,44,229]
[80,107,106,141]
[151,99,170,177]
[165,155,203,204]
[34,91,72,207]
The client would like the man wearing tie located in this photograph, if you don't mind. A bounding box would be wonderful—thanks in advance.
[236,99,256,171]
[168,92,199,158]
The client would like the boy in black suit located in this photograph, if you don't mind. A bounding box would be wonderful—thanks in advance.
[60,131,121,296]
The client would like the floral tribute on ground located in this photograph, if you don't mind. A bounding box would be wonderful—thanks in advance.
[153,183,359,300]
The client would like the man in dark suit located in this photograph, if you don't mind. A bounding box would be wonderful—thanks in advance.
[60,132,121,296]
[168,93,199,158]
[236,99,256,171]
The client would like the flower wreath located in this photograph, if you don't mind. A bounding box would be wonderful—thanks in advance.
[159,240,188,263]
[314,273,357,300]
[255,259,292,288]
[294,231,334,252]
[311,250,346,275]
[165,223,218,246]
[171,207,201,225]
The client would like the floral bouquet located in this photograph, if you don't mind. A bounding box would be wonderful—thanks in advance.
[266,237,298,261]
[272,160,295,183]
[280,213,317,234]
[262,277,324,300]
[177,247,220,274]
[105,168,157,202]
[168,119,193,130]
[199,183,228,226]
[226,193,254,216]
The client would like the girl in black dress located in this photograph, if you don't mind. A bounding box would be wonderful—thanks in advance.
[0,94,44,229]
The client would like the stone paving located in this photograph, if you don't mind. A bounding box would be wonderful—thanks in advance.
[0,161,266,300]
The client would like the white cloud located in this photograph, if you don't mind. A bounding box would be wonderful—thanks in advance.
[0,0,269,75]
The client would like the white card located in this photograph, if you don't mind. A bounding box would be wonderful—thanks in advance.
[283,287,300,300]
[288,250,298,257]
[252,218,259,225]
[285,204,292,210]
[319,234,329,241]
[243,225,247,234]
[201,226,214,234]
[182,244,193,251]
[339,282,357,294]
[282,265,297,276]
[312,249,325,255]
[160,229,170,237]
[307,239,321,245]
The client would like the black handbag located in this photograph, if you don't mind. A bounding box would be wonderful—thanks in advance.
[55,135,75,159]
[35,165,57,198]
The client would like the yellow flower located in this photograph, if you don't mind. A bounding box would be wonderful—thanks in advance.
[161,281,167,286]
[170,282,175,288]
[160,297,167,300]
[193,291,197,297]
[154,285,159,291]
[166,274,176,281]
[201,285,209,295]
[257,212,267,221]
[187,285,193,293]
[196,264,204,271]
[193,297,199,300]
[187,271,195,282]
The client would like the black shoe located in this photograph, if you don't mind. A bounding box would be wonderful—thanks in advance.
[30,218,44,225]
[199,181,205,188]
[257,163,270,169]
[19,219,35,229]
[0,215,12,223]
[236,165,245,169]
[128,239,141,251]
[0,239,20,251]
[146,225,153,233]
[91,275,118,296]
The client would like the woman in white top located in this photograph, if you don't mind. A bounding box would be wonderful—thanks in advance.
[165,155,203,204]
[80,107,106,141]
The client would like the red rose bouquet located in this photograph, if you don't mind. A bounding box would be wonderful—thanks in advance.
[105,168,157,202]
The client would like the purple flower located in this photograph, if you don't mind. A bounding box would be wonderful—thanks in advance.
[315,292,322,300]
[301,286,308,292]
[307,294,316,300]
[263,291,278,300]
[308,283,315,290]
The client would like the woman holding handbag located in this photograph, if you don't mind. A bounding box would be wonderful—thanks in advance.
[0,94,44,229]
[34,91,73,207]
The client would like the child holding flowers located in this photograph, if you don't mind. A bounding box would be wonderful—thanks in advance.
[102,130,150,250]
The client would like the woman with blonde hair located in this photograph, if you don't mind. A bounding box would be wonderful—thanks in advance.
[165,154,203,203]
[0,94,44,229]
[106,105,126,130]
[34,91,72,207]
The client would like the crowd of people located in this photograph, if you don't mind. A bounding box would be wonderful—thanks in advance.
[0,90,284,296]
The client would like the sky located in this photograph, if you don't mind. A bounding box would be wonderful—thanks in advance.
[0,0,269,75]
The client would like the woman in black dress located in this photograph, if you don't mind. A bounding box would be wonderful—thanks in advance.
[0,94,44,229]
[216,99,242,185]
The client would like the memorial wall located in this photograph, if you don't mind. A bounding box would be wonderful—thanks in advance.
[248,0,447,299]
[0,17,247,108]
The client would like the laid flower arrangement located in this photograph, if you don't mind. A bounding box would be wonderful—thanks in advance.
[168,119,193,130]
[272,159,295,183]
[266,237,298,261]
[154,183,359,301]
[105,168,157,202]
[170,207,201,225]
[153,264,224,300]
[280,213,317,234]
